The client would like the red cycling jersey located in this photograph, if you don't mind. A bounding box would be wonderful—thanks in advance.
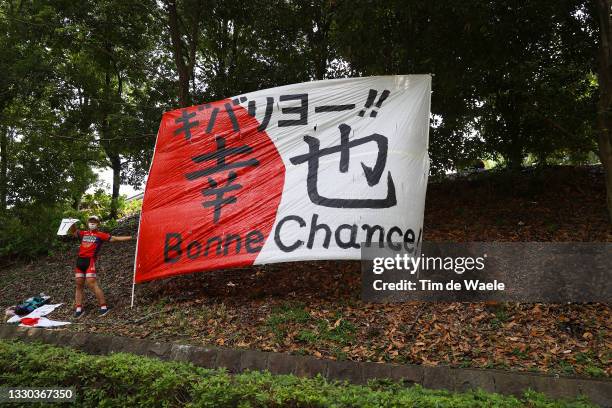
[76,230,112,258]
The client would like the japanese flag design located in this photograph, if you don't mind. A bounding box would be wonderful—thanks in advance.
[134,76,431,283]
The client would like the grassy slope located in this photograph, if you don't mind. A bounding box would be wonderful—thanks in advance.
[0,166,610,378]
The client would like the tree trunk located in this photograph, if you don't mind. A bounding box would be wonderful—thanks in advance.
[506,152,524,171]
[0,125,7,212]
[71,195,81,211]
[166,0,192,107]
[100,138,122,220]
[307,3,331,81]
[109,154,121,219]
[100,67,121,220]
[596,0,612,221]
[600,136,612,222]
[308,0,338,80]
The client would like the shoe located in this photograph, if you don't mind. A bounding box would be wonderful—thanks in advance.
[73,310,85,319]
[99,307,111,317]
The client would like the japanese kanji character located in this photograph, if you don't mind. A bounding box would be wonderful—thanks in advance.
[202,171,241,224]
[186,136,259,222]
[289,123,396,209]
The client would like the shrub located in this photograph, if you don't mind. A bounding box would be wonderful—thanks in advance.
[0,192,141,260]
[0,340,596,408]
[0,203,72,260]
[79,189,142,220]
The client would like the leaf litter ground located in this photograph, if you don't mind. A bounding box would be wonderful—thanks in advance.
[1,166,610,378]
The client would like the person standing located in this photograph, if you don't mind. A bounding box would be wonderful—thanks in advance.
[68,215,132,318]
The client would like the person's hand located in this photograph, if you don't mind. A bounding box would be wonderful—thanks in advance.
[68,222,78,237]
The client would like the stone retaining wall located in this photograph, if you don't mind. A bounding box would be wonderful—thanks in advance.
[0,324,610,406]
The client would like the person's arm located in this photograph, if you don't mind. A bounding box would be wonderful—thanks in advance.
[110,235,132,242]
[68,223,80,239]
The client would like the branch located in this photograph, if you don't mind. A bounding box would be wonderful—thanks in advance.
[532,108,575,139]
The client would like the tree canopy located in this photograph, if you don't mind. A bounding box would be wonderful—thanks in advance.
[0,0,609,249]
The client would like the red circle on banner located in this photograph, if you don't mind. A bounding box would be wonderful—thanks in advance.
[135,99,285,282]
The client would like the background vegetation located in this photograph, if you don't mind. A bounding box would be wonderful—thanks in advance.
[0,0,610,259]
[0,340,596,407]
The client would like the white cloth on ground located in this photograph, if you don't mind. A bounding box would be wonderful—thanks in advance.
[7,303,65,323]
[19,317,70,328]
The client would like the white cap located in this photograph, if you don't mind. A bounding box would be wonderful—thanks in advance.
[88,215,101,222]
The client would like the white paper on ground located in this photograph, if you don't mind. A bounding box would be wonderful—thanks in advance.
[6,303,64,323]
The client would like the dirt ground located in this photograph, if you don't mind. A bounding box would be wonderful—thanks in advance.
[1,166,610,378]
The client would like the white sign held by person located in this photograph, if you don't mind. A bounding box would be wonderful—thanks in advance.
[56,219,79,236]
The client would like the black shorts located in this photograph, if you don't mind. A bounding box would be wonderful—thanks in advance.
[75,257,96,278]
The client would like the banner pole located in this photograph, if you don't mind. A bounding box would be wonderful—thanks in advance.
[130,191,145,309]
[130,281,136,308]
[130,213,142,309]
[130,185,145,309]
[130,128,161,309]
[130,282,136,309]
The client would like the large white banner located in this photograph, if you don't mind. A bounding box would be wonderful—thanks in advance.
[135,75,431,282]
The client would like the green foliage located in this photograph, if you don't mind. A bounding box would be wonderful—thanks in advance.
[0,340,596,408]
[0,203,72,259]
[332,0,598,173]
[0,0,162,221]
[584,366,606,378]
[0,190,140,260]
[268,303,312,325]
[267,303,357,349]
[0,0,608,256]
[79,189,141,220]
[297,319,357,348]
[79,189,116,219]
[266,302,312,342]
[123,198,143,217]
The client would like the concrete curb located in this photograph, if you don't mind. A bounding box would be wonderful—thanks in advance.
[0,324,610,406]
